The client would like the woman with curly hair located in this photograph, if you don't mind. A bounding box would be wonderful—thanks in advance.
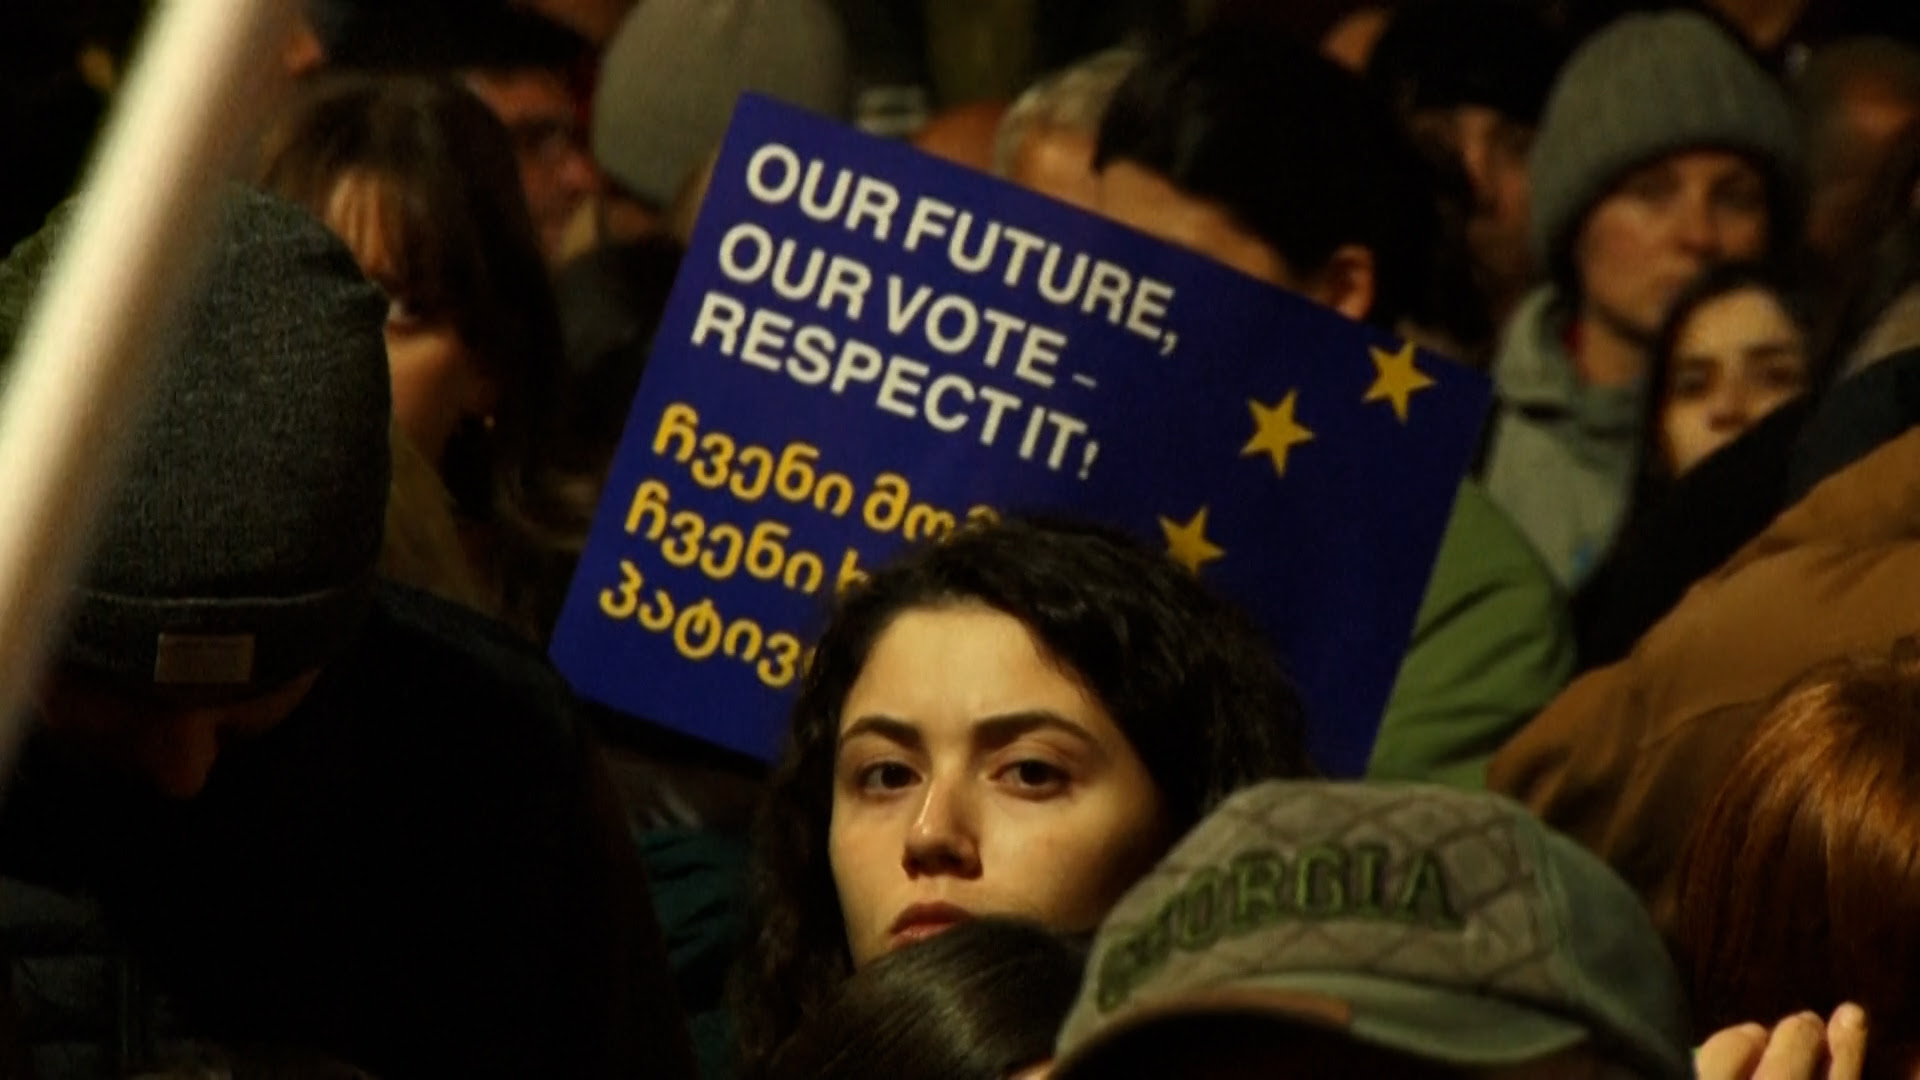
[730,516,1313,1075]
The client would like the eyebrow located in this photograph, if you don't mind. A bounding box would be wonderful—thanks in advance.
[837,710,1104,754]
[1740,341,1802,364]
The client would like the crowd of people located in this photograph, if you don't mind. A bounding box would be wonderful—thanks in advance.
[3,0,1920,1077]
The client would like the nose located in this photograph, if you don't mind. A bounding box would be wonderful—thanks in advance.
[134,709,225,799]
[1707,379,1754,432]
[1674,190,1719,256]
[902,779,981,879]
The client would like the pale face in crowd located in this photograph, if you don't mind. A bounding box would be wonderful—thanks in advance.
[828,603,1168,967]
[464,69,600,264]
[1096,161,1374,321]
[323,173,499,470]
[1660,285,1810,475]
[1575,150,1771,344]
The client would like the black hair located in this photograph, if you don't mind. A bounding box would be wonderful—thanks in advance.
[761,918,1088,1080]
[1365,0,1567,126]
[732,515,1313,1073]
[1093,24,1437,328]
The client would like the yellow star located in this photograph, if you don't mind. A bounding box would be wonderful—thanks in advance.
[1241,391,1315,477]
[1159,507,1225,574]
[1363,341,1436,424]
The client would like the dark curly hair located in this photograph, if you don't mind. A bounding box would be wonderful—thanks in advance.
[731,516,1313,1073]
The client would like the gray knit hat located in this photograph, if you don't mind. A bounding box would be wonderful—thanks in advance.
[591,0,852,209]
[1053,781,1692,1080]
[1529,10,1801,270]
[0,187,391,694]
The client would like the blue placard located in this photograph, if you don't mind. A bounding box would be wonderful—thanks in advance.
[550,94,1491,777]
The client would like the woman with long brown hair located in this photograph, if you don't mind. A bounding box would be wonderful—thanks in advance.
[259,72,589,638]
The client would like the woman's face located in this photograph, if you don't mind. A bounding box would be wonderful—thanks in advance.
[828,603,1169,968]
[1660,286,1810,476]
[324,173,496,469]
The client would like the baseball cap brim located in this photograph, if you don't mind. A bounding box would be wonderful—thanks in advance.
[1052,971,1594,1079]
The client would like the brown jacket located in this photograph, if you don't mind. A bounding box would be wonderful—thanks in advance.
[1488,424,1920,936]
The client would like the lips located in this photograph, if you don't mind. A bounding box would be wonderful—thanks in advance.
[887,902,974,949]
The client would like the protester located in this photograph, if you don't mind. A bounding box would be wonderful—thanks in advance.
[1049,780,1693,1079]
[589,0,852,247]
[1790,204,1920,501]
[1479,9,1803,588]
[451,7,602,266]
[731,517,1313,1075]
[1573,261,1819,668]
[1677,650,1920,1047]
[1094,26,1573,788]
[1490,412,1920,942]
[761,917,1083,1080]
[994,47,1142,213]
[1365,0,1567,343]
[0,187,695,1080]
[1798,38,1920,276]
[259,73,588,639]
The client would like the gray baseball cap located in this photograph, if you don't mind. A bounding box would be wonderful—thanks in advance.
[1052,780,1692,1079]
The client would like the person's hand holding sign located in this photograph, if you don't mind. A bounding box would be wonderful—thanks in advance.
[1696,1007,1869,1080]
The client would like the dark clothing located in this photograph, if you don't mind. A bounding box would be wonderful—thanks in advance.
[1573,396,1812,671]
[1787,346,1920,504]
[0,584,697,1080]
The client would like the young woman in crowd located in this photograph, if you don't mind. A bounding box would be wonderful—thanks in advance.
[731,516,1313,1073]
[1647,262,1816,481]
[761,917,1083,1080]
[1677,645,1920,1075]
[258,73,589,639]
[1574,262,1819,669]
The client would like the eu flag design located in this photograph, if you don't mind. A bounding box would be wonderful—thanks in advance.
[549,95,1492,776]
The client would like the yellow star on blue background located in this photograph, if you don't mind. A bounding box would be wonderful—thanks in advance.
[1159,507,1225,573]
[1363,342,1436,424]
[1242,391,1315,477]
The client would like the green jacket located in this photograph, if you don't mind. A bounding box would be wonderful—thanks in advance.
[1480,288,1643,588]
[1369,480,1576,788]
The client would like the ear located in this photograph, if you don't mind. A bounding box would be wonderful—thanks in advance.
[1305,244,1377,323]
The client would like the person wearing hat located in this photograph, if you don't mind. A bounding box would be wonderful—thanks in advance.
[1477,10,1803,589]
[0,188,695,1079]
[586,0,853,248]
[1047,779,1694,1079]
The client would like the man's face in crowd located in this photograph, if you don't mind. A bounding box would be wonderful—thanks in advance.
[464,69,600,264]
[1407,104,1537,313]
[38,669,320,799]
[1575,150,1770,342]
[1095,161,1373,322]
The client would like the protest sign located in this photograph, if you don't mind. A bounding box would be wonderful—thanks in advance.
[549,94,1491,776]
